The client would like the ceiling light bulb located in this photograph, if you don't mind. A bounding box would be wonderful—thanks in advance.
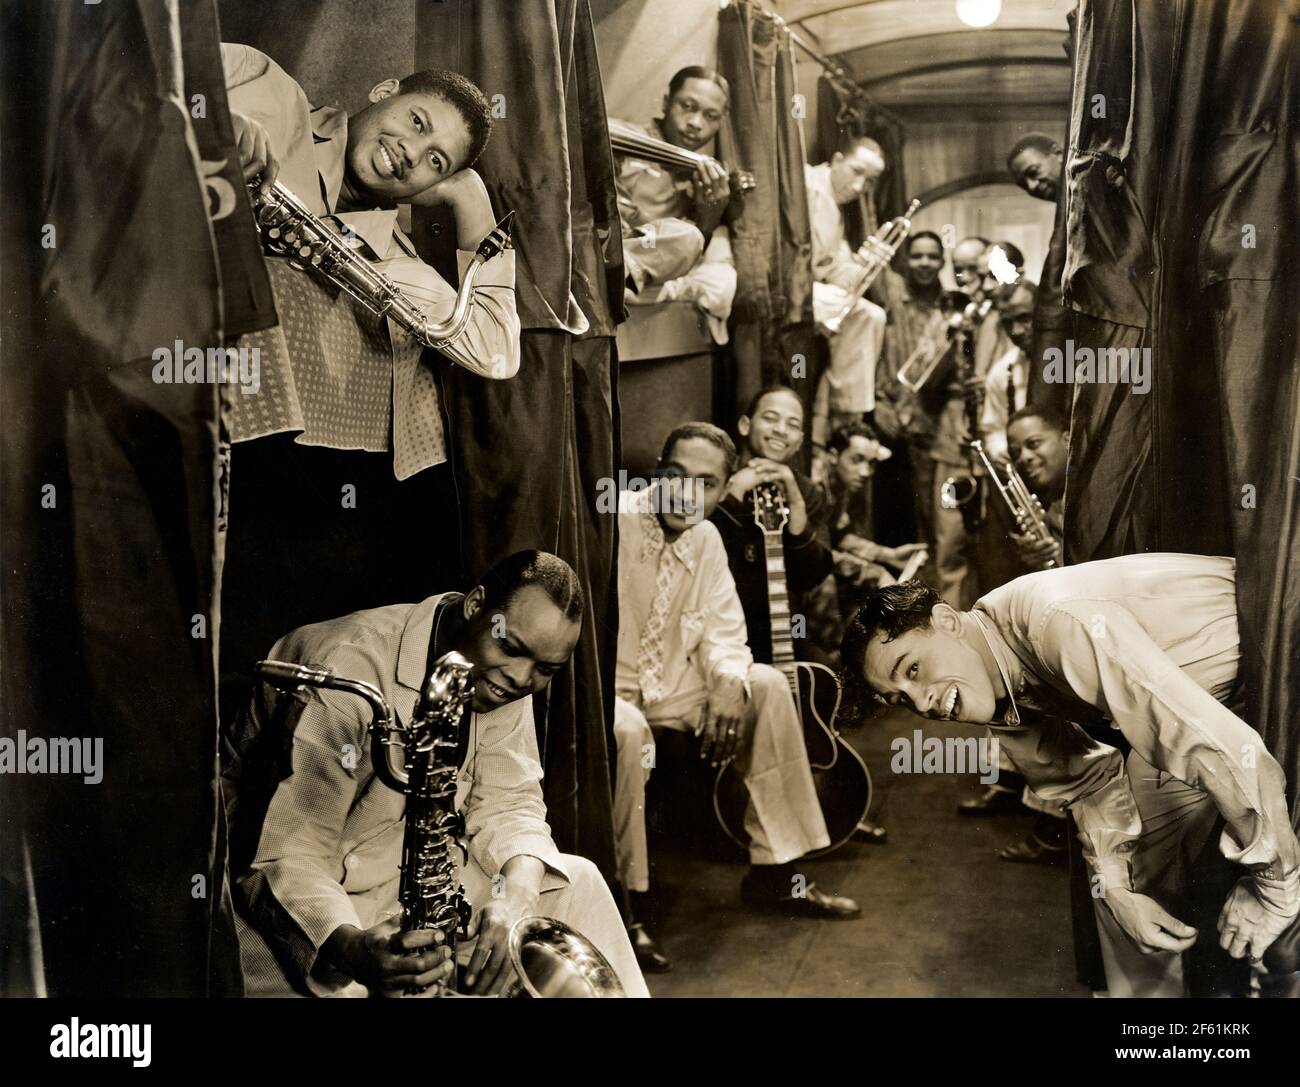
[955,0,1002,28]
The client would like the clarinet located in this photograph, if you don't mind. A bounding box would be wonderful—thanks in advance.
[255,651,475,995]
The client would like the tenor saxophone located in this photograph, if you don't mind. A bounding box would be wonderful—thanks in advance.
[250,179,513,368]
[252,653,625,998]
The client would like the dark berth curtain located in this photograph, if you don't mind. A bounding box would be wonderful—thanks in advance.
[414,0,624,879]
[716,0,815,428]
[2,0,265,995]
[1063,0,1299,815]
[814,76,906,245]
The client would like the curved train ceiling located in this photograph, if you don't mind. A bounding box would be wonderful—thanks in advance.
[787,0,1072,122]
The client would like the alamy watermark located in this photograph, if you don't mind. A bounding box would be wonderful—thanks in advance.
[152,341,260,395]
[595,470,704,523]
[1,730,103,784]
[1041,339,1151,394]
[890,729,999,784]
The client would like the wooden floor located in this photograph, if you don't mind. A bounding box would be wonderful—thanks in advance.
[641,707,1089,997]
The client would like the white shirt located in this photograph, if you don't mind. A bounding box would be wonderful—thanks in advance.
[615,488,751,702]
[973,554,1299,895]
[980,345,1029,462]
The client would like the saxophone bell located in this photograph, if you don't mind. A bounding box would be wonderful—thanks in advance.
[507,916,627,998]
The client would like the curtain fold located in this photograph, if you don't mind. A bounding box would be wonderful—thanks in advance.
[4,0,255,995]
[814,76,906,246]
[716,0,815,428]
[1063,0,1299,816]
[415,0,624,879]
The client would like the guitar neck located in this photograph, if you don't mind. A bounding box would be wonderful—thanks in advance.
[761,533,798,690]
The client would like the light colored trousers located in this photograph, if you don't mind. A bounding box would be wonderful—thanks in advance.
[812,283,886,414]
[1092,749,1229,998]
[623,217,705,291]
[614,662,830,885]
[238,851,649,998]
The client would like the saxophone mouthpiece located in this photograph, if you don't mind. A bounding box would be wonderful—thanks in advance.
[476,211,515,263]
[255,659,333,690]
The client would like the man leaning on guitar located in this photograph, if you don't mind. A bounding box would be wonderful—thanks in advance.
[710,388,888,847]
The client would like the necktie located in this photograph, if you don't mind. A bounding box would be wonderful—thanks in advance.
[636,543,679,706]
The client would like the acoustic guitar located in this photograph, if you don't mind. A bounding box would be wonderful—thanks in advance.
[712,482,872,857]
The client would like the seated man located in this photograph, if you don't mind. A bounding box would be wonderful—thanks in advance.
[222,551,648,997]
[819,420,926,632]
[841,557,1300,996]
[613,65,737,336]
[223,42,518,478]
[807,138,889,438]
[710,386,833,667]
[612,423,861,969]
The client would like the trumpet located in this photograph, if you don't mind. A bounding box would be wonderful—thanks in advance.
[968,439,1058,567]
[821,198,921,335]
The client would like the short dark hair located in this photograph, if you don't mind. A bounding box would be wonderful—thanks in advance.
[659,421,738,476]
[478,550,584,623]
[1006,132,1061,172]
[398,69,494,170]
[838,581,942,722]
[667,65,730,104]
[991,240,1025,269]
[743,384,803,422]
[1008,403,1068,434]
[906,230,944,255]
[829,419,881,454]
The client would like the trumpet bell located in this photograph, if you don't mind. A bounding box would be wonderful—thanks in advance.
[508,916,627,998]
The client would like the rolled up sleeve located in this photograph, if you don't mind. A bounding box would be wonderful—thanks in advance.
[376,248,519,379]
[695,528,754,687]
[1032,603,1300,886]
[463,699,569,890]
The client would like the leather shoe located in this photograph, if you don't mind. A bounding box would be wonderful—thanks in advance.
[740,875,861,919]
[853,820,888,845]
[998,834,1066,865]
[958,785,1023,816]
[628,922,671,973]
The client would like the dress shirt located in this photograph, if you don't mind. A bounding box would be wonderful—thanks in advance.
[223,593,566,995]
[221,44,519,477]
[805,163,860,291]
[971,554,1299,895]
[616,487,752,700]
[980,346,1029,462]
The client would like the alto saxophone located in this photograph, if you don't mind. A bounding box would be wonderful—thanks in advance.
[253,653,625,998]
[249,179,513,368]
